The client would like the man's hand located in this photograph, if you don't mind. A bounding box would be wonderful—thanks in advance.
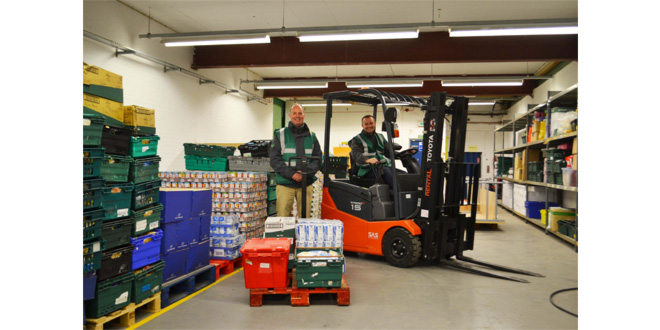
[292,172,303,182]
[366,158,379,165]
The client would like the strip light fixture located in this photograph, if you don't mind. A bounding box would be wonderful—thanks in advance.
[346,80,424,88]
[449,26,578,37]
[163,35,271,47]
[441,80,523,87]
[468,101,496,106]
[302,103,352,107]
[255,81,329,90]
[298,30,419,42]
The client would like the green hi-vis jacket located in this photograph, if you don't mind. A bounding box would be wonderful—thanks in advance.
[352,131,391,177]
[273,126,318,185]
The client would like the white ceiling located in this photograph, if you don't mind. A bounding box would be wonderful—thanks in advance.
[112,0,577,102]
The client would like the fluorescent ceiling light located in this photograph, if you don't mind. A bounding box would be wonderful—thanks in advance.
[378,103,410,106]
[469,101,496,106]
[346,81,423,88]
[441,80,523,87]
[164,35,271,47]
[449,26,578,37]
[298,30,418,42]
[302,103,352,107]
[255,81,329,90]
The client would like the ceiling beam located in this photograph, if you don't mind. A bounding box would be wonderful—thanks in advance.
[192,31,577,68]
[260,80,535,98]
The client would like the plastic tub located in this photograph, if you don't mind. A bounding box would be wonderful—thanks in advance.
[240,238,290,288]
[561,168,577,187]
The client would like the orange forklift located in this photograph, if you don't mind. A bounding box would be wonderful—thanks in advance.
[319,89,543,282]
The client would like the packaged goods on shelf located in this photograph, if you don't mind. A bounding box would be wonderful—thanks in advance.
[295,219,344,249]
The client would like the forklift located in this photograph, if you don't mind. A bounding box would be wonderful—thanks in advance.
[319,89,543,282]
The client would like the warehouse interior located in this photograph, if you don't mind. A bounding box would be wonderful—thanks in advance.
[8,0,659,329]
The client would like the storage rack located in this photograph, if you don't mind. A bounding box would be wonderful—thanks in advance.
[493,84,578,250]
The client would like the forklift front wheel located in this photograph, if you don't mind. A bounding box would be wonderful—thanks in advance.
[382,227,422,268]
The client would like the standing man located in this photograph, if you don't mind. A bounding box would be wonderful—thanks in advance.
[270,104,322,218]
[350,114,401,189]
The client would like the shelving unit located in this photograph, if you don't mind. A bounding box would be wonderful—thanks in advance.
[493,84,578,250]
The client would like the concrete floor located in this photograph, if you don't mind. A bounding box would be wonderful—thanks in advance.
[133,207,578,329]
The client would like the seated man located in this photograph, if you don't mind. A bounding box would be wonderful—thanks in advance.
[349,115,403,189]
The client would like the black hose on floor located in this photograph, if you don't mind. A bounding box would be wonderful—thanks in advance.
[549,287,578,317]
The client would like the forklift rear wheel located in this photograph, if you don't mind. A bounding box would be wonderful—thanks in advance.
[382,227,421,268]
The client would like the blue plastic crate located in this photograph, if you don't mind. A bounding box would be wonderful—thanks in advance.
[83,271,97,301]
[130,230,163,270]
[525,201,560,219]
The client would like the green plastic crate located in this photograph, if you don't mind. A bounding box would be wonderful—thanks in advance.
[131,203,163,236]
[558,220,577,239]
[329,169,348,178]
[267,200,276,215]
[101,217,134,250]
[84,147,105,178]
[527,161,543,173]
[295,255,344,288]
[100,155,133,183]
[546,160,567,173]
[83,239,105,273]
[132,260,165,304]
[83,114,105,146]
[185,155,228,171]
[267,186,276,201]
[267,172,277,187]
[84,272,134,319]
[102,183,135,220]
[496,157,514,177]
[129,135,160,158]
[84,208,104,242]
[84,178,105,210]
[132,179,161,210]
[129,156,161,184]
[184,143,236,157]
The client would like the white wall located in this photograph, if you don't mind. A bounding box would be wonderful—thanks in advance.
[83,1,272,171]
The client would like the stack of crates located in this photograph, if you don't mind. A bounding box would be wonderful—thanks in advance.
[184,143,236,172]
[496,156,514,177]
[267,172,277,216]
[544,148,570,185]
[83,64,136,320]
[526,161,544,183]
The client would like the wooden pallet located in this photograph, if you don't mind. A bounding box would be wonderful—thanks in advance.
[161,264,216,308]
[249,273,350,307]
[210,257,244,279]
[85,292,161,330]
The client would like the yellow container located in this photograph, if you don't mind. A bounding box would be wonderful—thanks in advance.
[83,93,124,127]
[124,105,156,134]
[540,209,547,226]
[83,62,123,89]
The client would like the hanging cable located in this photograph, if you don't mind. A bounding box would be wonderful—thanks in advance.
[549,287,578,317]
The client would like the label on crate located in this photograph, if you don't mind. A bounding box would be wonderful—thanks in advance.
[149,221,159,230]
[93,242,100,252]
[142,146,150,152]
[115,291,129,305]
[136,220,147,232]
[260,263,270,269]
[117,209,129,217]
[312,261,327,267]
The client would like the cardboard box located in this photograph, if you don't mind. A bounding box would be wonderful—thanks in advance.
[186,240,210,273]
[572,137,578,154]
[162,248,188,282]
[265,217,297,268]
[160,188,193,223]
[514,157,523,170]
[124,105,156,135]
[573,153,578,171]
[200,215,210,242]
[83,93,124,127]
[160,221,179,255]
[190,189,213,217]
[83,62,123,89]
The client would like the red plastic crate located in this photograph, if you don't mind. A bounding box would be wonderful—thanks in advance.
[240,238,290,289]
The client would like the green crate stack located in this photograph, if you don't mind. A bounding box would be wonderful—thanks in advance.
[496,156,514,177]
[184,143,235,171]
[526,161,544,183]
[545,159,566,185]
[83,114,107,322]
[267,172,277,216]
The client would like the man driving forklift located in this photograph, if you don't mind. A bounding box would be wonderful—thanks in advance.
[349,114,404,189]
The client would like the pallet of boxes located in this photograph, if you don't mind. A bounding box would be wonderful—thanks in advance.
[83,63,164,329]
[241,217,350,307]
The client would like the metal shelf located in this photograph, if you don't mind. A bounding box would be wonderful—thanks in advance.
[498,203,577,245]
[497,177,578,192]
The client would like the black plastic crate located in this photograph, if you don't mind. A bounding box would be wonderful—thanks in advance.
[98,245,133,282]
[238,140,272,157]
[101,217,134,250]
[101,126,133,156]
[132,179,161,210]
